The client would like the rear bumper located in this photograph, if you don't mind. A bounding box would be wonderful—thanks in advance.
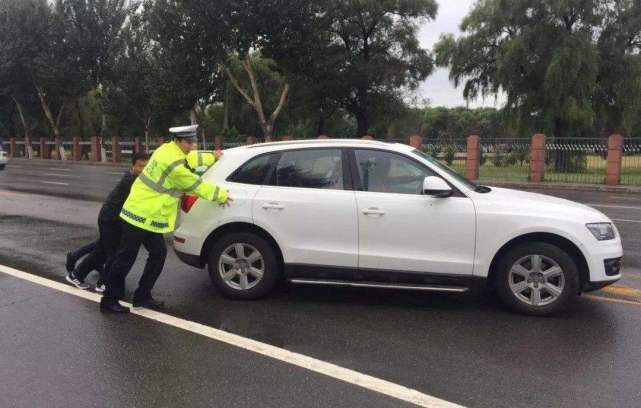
[174,248,204,268]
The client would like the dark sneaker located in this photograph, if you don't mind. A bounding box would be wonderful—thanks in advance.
[100,302,130,314]
[65,271,90,290]
[95,282,106,293]
[65,252,77,273]
[132,298,164,309]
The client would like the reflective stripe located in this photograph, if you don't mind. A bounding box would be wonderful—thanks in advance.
[184,178,203,192]
[138,173,182,198]
[157,158,186,187]
[212,186,220,201]
[151,220,169,229]
[197,152,203,167]
[122,208,146,223]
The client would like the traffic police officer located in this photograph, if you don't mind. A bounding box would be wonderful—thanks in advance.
[100,125,230,313]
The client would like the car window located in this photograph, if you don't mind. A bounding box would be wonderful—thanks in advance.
[227,154,273,185]
[271,149,344,190]
[354,149,434,194]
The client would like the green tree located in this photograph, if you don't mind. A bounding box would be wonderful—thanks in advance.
[268,0,437,137]
[435,0,602,143]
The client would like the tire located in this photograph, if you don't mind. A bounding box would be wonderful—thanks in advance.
[0,164,5,170]
[494,242,579,316]
[207,232,280,300]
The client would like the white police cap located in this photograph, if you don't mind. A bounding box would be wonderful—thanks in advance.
[169,124,198,138]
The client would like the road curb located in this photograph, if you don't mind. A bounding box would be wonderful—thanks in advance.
[7,158,129,168]
[483,180,641,194]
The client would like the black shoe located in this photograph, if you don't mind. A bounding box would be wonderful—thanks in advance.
[100,302,130,314]
[65,252,77,273]
[132,298,164,309]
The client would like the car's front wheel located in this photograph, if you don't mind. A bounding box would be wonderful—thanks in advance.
[494,242,579,316]
[207,232,280,299]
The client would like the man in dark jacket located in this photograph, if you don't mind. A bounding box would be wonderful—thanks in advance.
[66,152,150,291]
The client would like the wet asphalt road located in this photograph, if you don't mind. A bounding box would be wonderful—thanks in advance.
[1,160,641,408]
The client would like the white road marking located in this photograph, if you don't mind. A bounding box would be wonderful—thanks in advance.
[612,218,641,224]
[47,167,71,171]
[40,181,69,186]
[108,171,125,175]
[0,263,463,408]
[587,203,641,210]
[43,173,73,177]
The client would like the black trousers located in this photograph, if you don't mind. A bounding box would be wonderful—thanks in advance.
[101,222,167,305]
[69,241,99,262]
[75,218,123,281]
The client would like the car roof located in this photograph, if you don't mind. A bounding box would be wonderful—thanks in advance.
[224,139,414,156]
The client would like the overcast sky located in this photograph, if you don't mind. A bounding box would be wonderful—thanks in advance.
[416,0,504,108]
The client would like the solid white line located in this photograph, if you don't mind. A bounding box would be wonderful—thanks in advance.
[47,167,71,171]
[0,264,463,408]
[40,181,69,186]
[587,203,641,210]
[108,171,125,175]
[612,218,641,224]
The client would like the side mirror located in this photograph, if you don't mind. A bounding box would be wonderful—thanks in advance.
[422,176,452,198]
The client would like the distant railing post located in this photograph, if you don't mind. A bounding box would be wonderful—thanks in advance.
[158,137,165,146]
[246,135,257,145]
[280,135,291,141]
[606,133,623,186]
[9,137,16,158]
[529,133,546,182]
[360,135,373,140]
[318,134,330,139]
[39,137,48,159]
[134,137,142,153]
[90,136,99,162]
[407,134,423,149]
[465,135,480,180]
[72,137,81,161]
[112,136,121,163]
[214,135,223,150]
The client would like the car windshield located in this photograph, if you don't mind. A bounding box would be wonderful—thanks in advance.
[411,149,478,191]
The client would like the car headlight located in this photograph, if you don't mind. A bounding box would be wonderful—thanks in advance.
[586,223,615,241]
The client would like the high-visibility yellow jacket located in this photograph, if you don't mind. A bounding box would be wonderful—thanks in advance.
[186,150,216,175]
[120,142,228,233]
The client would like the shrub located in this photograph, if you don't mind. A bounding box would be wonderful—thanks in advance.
[492,150,505,167]
[444,144,457,165]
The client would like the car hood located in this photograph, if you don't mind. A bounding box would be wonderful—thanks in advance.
[473,187,611,223]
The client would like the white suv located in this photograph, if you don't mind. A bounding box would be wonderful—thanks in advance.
[0,149,7,170]
[174,139,622,315]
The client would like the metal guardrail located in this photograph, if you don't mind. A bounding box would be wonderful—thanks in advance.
[544,138,608,184]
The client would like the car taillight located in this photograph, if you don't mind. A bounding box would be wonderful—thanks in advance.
[181,195,198,213]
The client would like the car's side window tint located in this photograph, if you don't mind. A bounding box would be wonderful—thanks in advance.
[271,149,344,190]
[227,154,273,185]
[354,149,434,194]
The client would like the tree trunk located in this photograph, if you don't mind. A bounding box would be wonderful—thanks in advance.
[35,85,63,140]
[355,109,369,137]
[12,96,33,159]
[223,81,230,130]
[225,58,289,143]
[76,98,86,140]
[317,115,326,136]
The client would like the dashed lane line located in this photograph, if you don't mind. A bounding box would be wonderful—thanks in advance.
[587,203,641,211]
[39,181,69,186]
[611,218,641,224]
[0,263,463,408]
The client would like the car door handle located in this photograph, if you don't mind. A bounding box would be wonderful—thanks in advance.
[262,202,284,210]
[362,207,385,216]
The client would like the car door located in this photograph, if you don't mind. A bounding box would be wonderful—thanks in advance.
[252,148,358,268]
[352,148,476,276]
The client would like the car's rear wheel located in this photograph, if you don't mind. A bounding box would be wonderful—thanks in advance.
[494,242,579,316]
[208,232,280,299]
